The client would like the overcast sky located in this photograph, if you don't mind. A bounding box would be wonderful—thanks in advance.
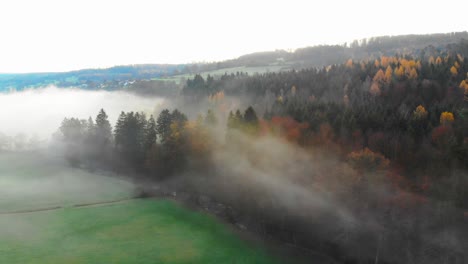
[0,0,466,73]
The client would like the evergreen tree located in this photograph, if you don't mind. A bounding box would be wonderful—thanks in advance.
[114,111,127,148]
[95,108,112,144]
[243,106,259,125]
[156,109,173,143]
[145,115,157,150]
[171,109,188,124]
[86,116,95,136]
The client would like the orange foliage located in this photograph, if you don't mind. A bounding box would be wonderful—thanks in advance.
[460,80,468,90]
[439,111,454,125]
[269,116,309,143]
[413,105,428,119]
[435,56,442,64]
[384,66,393,83]
[450,66,458,76]
[431,125,451,145]
[374,59,380,68]
[369,82,381,96]
[209,91,225,102]
[428,56,435,64]
[184,121,211,154]
[345,59,353,68]
[380,56,390,68]
[373,69,385,82]
[394,65,405,79]
[408,68,418,79]
[347,148,390,172]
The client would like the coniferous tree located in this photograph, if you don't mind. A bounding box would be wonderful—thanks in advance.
[145,115,157,151]
[95,109,112,144]
[114,111,127,149]
[243,106,259,125]
[156,109,173,143]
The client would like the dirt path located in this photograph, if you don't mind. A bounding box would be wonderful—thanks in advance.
[0,197,139,215]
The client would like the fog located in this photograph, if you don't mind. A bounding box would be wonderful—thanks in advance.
[0,86,167,139]
[0,87,466,263]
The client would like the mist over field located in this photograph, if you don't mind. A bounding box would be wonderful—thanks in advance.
[0,86,167,139]
[1,29,468,263]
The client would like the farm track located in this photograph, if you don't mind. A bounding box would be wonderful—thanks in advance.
[0,196,140,215]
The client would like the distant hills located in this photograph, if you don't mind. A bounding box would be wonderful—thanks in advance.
[1,31,467,92]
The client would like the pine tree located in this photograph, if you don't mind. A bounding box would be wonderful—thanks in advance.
[156,109,173,143]
[145,115,157,150]
[244,106,258,124]
[114,111,127,148]
[95,109,112,144]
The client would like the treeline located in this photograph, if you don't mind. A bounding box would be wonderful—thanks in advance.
[57,104,467,264]
[181,32,468,74]
[56,38,468,264]
[59,107,221,178]
[182,50,468,175]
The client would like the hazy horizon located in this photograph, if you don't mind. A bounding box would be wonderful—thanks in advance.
[0,0,466,73]
[1,29,466,75]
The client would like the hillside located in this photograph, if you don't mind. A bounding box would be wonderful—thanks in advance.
[1,31,467,94]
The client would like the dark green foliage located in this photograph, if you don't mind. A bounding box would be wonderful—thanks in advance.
[95,109,112,145]
[145,115,157,150]
[156,109,172,143]
[243,106,258,124]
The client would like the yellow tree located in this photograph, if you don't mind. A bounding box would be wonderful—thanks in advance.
[459,80,468,90]
[384,66,393,83]
[450,66,458,77]
[413,105,428,119]
[373,69,385,83]
[408,68,418,79]
[435,56,443,64]
[347,148,390,172]
[370,82,381,96]
[440,112,455,126]
[429,56,435,64]
[394,65,405,79]
[374,59,380,68]
[345,59,353,68]
[381,56,390,68]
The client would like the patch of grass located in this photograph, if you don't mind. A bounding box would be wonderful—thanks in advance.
[0,152,135,212]
[153,65,293,84]
[0,200,280,264]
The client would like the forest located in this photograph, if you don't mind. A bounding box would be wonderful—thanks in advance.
[56,37,468,264]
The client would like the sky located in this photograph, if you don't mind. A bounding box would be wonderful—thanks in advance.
[0,0,466,73]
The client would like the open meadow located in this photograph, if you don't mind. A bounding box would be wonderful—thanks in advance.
[0,152,280,264]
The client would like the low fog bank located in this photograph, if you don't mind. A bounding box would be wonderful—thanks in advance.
[0,86,169,140]
[0,150,137,213]
[159,128,467,264]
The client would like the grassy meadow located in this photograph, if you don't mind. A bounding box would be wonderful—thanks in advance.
[0,152,280,264]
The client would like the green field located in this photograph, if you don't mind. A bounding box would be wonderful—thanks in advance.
[0,152,135,212]
[153,65,292,84]
[0,200,278,264]
[0,152,280,263]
